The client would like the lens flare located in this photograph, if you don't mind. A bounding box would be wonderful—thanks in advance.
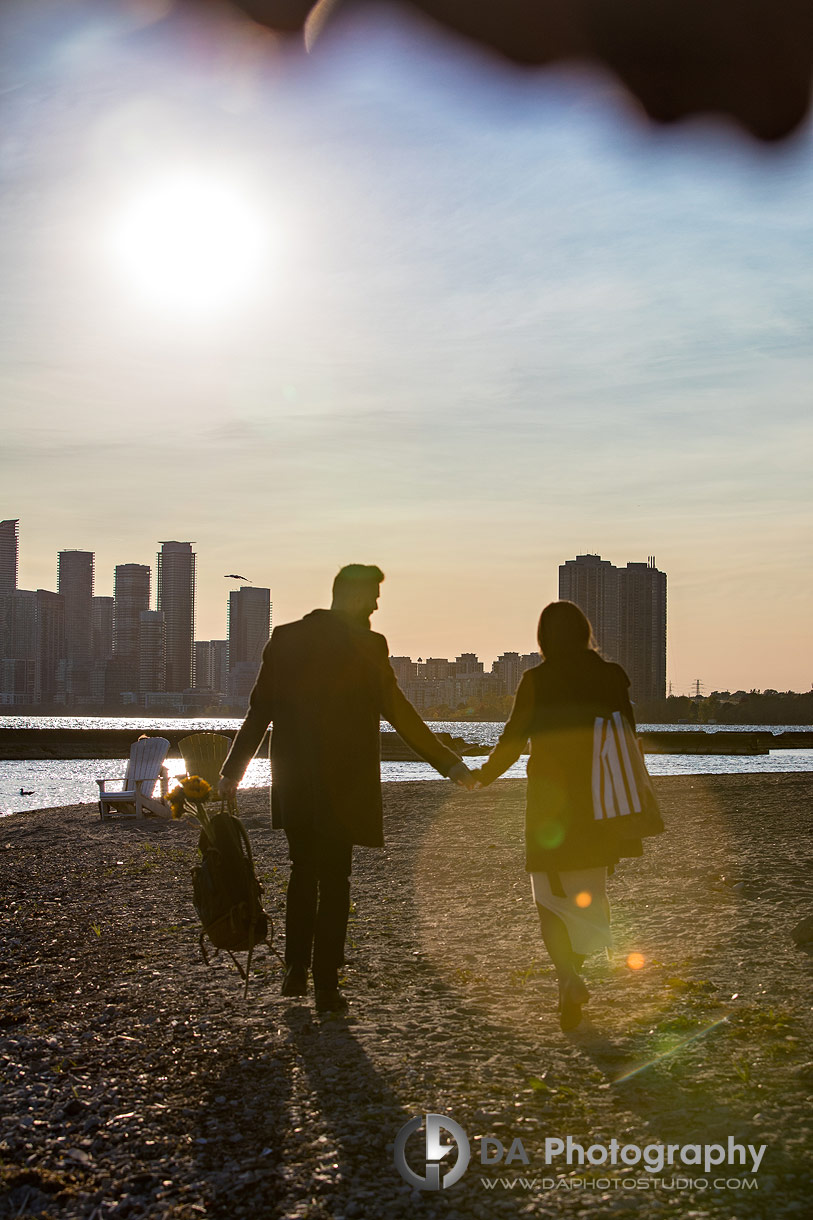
[536,818,565,849]
[627,952,645,970]
[612,1017,730,1084]
[575,891,592,908]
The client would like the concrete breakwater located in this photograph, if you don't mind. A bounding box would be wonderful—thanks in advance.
[0,726,810,762]
[0,727,485,762]
[379,730,813,759]
[639,729,812,754]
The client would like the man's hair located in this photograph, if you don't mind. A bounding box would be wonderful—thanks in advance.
[332,564,385,598]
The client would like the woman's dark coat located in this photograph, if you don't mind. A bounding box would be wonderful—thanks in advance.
[478,650,644,872]
[221,609,460,846]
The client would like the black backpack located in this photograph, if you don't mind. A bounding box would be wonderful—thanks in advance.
[191,807,275,996]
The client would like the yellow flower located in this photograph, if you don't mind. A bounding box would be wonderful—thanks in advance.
[182,775,211,802]
[167,783,186,819]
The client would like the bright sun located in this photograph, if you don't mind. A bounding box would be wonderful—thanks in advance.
[108,171,268,313]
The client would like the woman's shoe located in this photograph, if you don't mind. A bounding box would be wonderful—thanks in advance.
[558,975,589,1031]
[315,988,349,1013]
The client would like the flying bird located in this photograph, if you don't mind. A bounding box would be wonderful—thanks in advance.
[224,574,252,582]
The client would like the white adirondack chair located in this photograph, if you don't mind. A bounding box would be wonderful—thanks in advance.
[96,737,171,821]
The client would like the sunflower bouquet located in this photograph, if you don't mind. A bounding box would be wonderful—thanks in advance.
[168,775,216,836]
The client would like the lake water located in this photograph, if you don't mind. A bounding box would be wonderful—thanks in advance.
[1,717,811,817]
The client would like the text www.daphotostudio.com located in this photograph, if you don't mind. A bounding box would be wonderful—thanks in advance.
[393,1114,766,1193]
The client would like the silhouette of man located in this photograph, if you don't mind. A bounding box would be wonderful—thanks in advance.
[219,564,473,1011]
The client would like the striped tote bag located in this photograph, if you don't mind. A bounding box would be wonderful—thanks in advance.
[592,712,665,839]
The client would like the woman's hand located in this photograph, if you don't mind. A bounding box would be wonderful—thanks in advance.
[467,766,485,790]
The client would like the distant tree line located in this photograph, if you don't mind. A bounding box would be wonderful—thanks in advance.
[628,690,813,725]
[423,695,515,722]
[424,690,813,725]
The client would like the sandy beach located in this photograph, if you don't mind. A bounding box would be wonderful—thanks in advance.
[1,773,811,1219]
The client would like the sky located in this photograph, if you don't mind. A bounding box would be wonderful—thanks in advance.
[1,0,811,693]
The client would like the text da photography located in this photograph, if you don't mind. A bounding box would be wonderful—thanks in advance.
[393,1114,767,1190]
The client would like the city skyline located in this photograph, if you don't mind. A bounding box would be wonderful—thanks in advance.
[0,519,275,708]
[0,517,807,697]
[1,5,811,693]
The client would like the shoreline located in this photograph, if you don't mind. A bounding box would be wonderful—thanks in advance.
[1,767,813,818]
[2,726,812,762]
[1,773,811,1219]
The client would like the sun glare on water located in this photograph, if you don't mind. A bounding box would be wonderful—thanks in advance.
[108,171,268,313]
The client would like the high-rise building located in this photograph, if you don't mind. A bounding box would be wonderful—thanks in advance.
[422,657,453,681]
[454,653,485,676]
[491,652,540,696]
[58,550,94,701]
[58,551,94,663]
[390,657,419,684]
[617,558,667,702]
[157,542,195,691]
[113,564,150,658]
[227,586,271,701]
[0,589,37,704]
[194,640,229,693]
[35,590,65,705]
[0,520,19,595]
[558,554,620,657]
[558,553,667,701]
[228,587,271,671]
[92,596,115,662]
[0,587,66,707]
[138,610,166,694]
[111,564,151,697]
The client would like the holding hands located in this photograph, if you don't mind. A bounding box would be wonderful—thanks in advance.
[448,760,482,791]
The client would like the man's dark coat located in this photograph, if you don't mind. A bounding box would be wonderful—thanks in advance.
[221,610,461,846]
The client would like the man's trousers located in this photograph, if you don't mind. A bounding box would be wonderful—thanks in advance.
[284,830,353,990]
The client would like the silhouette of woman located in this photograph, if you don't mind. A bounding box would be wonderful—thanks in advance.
[474,601,646,1031]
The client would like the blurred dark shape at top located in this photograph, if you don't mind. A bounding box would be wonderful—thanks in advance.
[227,0,813,140]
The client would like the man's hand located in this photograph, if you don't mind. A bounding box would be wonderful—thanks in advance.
[219,776,239,802]
[448,761,477,790]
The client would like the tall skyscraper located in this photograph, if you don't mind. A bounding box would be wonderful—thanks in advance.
[58,550,94,701]
[157,542,196,691]
[35,590,65,705]
[617,558,668,702]
[0,520,19,595]
[0,589,36,704]
[558,554,620,657]
[113,564,150,660]
[227,586,271,700]
[138,610,166,694]
[92,596,115,662]
[559,553,667,701]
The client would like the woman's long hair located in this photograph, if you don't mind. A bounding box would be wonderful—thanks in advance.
[537,600,597,662]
